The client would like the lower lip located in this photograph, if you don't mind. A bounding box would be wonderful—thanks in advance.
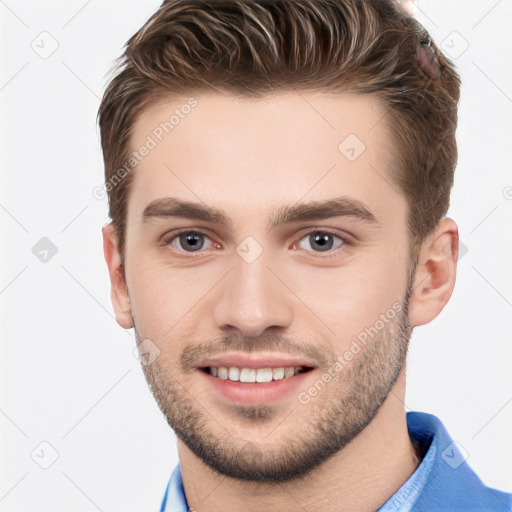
[198,369,314,404]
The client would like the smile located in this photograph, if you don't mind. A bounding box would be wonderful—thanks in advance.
[203,366,312,383]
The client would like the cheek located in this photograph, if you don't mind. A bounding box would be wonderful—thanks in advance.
[126,256,223,339]
[285,254,407,344]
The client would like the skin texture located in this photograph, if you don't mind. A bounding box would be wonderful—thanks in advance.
[103,92,459,511]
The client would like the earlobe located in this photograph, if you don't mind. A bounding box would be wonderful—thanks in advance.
[102,224,134,329]
[408,218,459,327]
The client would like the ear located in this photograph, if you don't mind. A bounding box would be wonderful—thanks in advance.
[408,217,459,327]
[102,223,134,329]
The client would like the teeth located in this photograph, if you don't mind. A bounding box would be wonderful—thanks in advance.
[208,365,308,382]
[228,367,240,381]
[273,367,285,380]
[256,368,273,383]
[284,367,295,379]
[240,368,256,383]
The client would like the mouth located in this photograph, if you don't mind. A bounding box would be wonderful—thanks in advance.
[196,357,317,404]
[195,353,319,404]
[199,365,314,383]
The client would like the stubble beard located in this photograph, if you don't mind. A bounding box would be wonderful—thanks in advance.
[135,268,415,483]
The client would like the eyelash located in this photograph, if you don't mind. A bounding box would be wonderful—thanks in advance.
[160,229,351,259]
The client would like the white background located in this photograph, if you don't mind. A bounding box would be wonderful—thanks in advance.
[1,1,511,510]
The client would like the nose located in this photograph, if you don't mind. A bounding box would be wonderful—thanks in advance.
[213,252,294,338]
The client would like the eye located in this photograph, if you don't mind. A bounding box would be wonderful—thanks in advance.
[161,229,348,257]
[164,230,216,254]
[294,230,347,254]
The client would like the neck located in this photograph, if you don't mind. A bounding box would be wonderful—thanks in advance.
[178,369,420,512]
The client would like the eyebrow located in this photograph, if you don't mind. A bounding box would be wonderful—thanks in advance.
[142,196,380,230]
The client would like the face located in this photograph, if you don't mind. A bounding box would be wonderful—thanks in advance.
[119,92,416,482]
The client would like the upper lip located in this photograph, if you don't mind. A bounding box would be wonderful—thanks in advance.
[197,352,318,369]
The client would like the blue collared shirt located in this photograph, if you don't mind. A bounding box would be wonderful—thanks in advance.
[159,411,512,511]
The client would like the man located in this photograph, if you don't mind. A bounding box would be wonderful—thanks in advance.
[98,0,512,510]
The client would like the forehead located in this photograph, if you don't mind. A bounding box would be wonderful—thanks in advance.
[126,91,405,229]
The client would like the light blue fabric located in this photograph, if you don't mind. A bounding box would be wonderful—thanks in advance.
[159,463,188,512]
[375,435,436,512]
[160,411,512,511]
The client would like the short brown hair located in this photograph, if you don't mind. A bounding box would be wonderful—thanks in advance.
[97,0,461,262]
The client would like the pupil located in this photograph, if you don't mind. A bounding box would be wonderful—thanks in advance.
[311,233,332,251]
[181,232,203,251]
